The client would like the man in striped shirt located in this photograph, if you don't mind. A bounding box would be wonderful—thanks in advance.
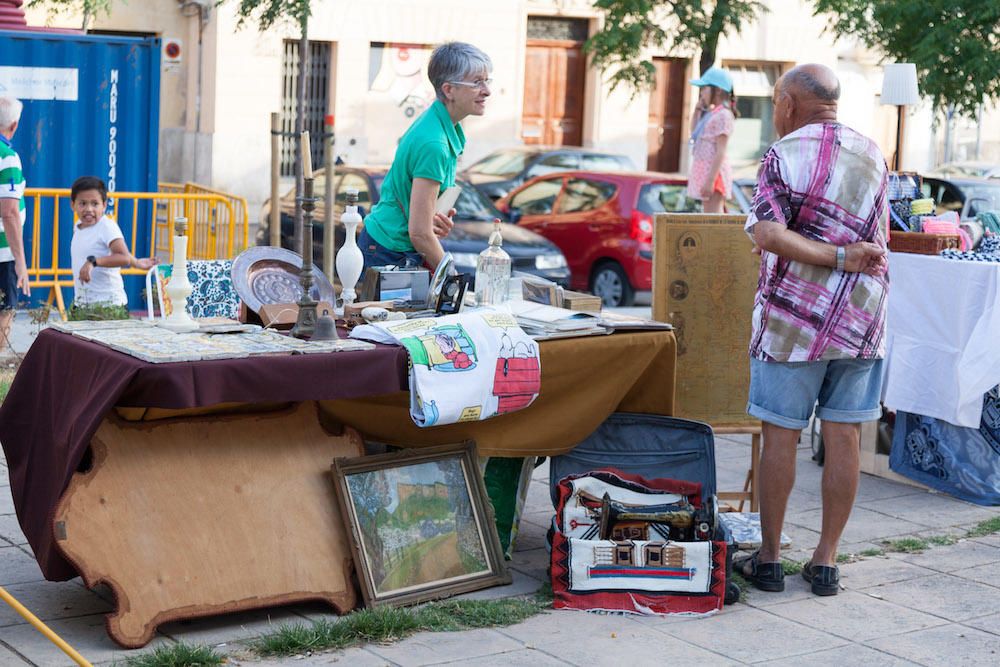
[736,65,889,597]
[0,96,30,346]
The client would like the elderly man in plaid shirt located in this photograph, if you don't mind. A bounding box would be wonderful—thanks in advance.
[735,64,889,597]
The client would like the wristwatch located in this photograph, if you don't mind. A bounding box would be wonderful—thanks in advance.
[87,255,98,268]
[835,247,846,272]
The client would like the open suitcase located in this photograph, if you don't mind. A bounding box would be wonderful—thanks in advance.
[548,412,740,609]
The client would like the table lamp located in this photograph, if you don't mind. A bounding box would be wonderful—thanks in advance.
[881,63,920,171]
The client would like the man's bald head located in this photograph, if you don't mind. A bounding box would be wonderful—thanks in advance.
[781,64,841,102]
[772,64,840,137]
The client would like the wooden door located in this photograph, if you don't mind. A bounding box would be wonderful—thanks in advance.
[522,40,585,146]
[647,57,687,172]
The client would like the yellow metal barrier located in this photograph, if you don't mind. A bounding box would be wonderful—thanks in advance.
[24,188,245,319]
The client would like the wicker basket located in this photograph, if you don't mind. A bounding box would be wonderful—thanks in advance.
[888,231,961,255]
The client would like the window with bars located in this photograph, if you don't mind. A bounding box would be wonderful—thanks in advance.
[281,40,331,177]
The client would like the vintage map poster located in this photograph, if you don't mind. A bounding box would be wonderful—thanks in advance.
[652,214,760,427]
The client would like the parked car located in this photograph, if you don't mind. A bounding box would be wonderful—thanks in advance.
[929,161,1000,180]
[920,175,1000,219]
[257,166,571,286]
[462,146,636,201]
[495,170,705,307]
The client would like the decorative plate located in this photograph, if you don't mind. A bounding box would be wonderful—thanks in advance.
[231,246,336,313]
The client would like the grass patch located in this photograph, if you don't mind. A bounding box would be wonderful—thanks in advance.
[860,548,885,558]
[928,534,959,547]
[727,571,750,604]
[534,580,553,603]
[836,553,856,564]
[122,642,224,667]
[780,559,804,575]
[882,537,929,553]
[967,516,1000,538]
[0,371,13,403]
[251,596,548,657]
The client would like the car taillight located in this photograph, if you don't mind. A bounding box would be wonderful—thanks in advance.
[630,210,654,243]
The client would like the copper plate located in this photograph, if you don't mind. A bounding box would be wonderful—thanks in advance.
[232,246,336,313]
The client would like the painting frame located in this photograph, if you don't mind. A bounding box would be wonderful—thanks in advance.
[331,442,511,608]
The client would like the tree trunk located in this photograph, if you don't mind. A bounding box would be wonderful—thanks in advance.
[294,12,309,253]
[700,0,729,74]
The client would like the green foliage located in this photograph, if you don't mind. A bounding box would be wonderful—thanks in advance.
[251,597,548,657]
[882,537,929,553]
[813,0,1000,118]
[0,370,14,404]
[26,0,114,25]
[727,570,750,603]
[394,494,452,523]
[585,0,766,94]
[780,558,804,575]
[122,642,224,667]
[859,547,886,557]
[967,516,1000,537]
[67,302,129,321]
[230,0,312,31]
[928,534,959,547]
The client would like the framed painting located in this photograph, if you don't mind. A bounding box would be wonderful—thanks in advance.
[331,442,511,607]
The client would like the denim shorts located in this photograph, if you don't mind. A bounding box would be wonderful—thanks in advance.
[359,228,424,272]
[0,261,19,311]
[747,357,884,430]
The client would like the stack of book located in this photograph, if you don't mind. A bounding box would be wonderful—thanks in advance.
[561,290,602,312]
[507,301,607,340]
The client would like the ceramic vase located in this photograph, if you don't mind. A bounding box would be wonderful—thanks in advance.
[337,192,364,308]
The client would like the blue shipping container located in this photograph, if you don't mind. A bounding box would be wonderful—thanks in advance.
[0,29,161,309]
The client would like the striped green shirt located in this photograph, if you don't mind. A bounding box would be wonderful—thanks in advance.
[0,134,26,263]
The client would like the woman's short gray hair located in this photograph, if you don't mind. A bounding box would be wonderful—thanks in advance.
[428,42,493,102]
[0,97,24,129]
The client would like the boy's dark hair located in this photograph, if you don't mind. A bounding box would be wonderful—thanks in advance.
[71,176,108,202]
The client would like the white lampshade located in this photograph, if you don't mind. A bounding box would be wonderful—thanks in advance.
[881,63,920,106]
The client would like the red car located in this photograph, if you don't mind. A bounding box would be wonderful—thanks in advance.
[495,170,702,307]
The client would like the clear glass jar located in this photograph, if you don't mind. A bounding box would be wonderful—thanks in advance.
[475,222,511,306]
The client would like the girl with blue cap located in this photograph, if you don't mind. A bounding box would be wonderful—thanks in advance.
[688,67,737,213]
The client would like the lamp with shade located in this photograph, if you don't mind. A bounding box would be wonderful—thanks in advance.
[881,63,920,171]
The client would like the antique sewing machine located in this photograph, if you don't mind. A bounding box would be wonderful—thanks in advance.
[597,492,714,542]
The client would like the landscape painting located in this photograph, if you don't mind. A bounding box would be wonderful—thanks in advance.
[344,453,491,599]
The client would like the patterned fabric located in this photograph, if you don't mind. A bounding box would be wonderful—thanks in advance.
[745,122,889,362]
[889,386,1000,505]
[940,234,1000,262]
[687,106,734,201]
[157,259,240,319]
[0,134,26,263]
[351,307,540,427]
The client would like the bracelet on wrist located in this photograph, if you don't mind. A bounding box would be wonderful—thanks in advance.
[835,246,846,272]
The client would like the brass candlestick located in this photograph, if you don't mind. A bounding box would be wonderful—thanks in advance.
[291,177,318,339]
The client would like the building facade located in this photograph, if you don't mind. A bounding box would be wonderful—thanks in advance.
[22,0,1000,220]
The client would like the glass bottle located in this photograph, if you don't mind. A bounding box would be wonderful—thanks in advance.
[475,220,511,306]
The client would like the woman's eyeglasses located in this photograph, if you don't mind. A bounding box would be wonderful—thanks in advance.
[449,78,493,91]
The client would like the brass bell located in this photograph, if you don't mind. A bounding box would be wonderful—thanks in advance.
[311,309,340,341]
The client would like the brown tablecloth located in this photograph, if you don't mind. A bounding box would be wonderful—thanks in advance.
[0,327,675,581]
[322,330,676,456]
[0,329,407,581]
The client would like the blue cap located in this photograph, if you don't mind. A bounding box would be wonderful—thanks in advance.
[690,67,733,93]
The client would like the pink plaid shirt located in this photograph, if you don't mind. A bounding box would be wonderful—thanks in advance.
[745,122,889,362]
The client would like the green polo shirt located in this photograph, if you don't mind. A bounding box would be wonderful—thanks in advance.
[364,100,465,252]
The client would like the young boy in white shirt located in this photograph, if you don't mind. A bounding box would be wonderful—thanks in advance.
[70,176,155,308]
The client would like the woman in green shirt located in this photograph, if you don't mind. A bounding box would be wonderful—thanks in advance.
[360,42,493,271]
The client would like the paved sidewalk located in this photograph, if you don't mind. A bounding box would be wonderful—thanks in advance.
[2,312,1000,665]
